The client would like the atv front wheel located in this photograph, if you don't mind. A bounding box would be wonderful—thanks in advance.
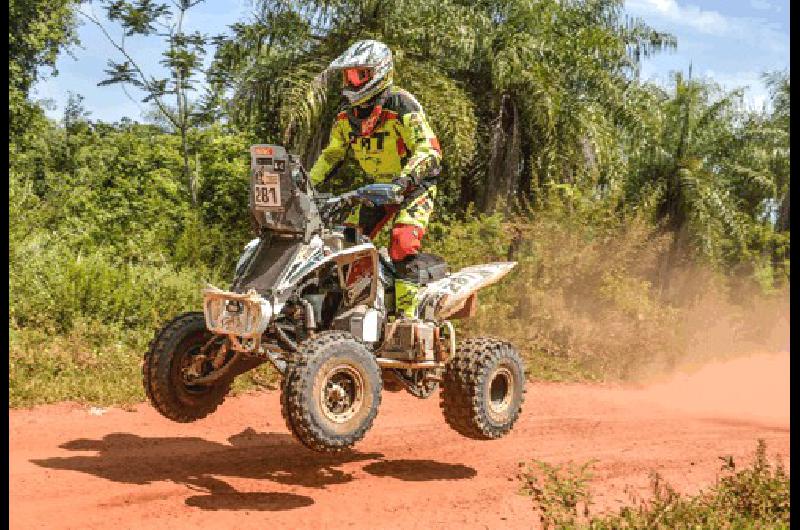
[143,312,232,422]
[281,331,382,453]
[440,337,525,439]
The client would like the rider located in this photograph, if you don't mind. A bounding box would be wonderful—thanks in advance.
[309,40,442,319]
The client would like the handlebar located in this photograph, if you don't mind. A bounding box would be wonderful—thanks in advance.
[314,183,404,226]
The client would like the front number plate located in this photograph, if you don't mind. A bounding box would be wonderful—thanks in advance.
[254,172,282,209]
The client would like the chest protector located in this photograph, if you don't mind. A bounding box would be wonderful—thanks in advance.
[338,89,419,180]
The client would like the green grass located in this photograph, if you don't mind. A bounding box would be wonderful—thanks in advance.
[8,319,281,408]
[517,440,790,529]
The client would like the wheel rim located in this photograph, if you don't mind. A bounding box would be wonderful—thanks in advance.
[487,366,514,421]
[319,364,365,424]
[173,332,220,395]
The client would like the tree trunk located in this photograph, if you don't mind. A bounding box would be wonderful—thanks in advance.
[657,78,695,291]
[481,97,505,212]
[194,151,201,202]
[458,162,477,211]
[481,94,520,213]
[174,6,196,205]
[181,128,195,204]
[503,99,521,214]
[517,133,532,211]
[776,189,789,232]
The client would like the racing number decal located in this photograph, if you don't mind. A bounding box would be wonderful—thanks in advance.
[254,171,281,208]
[255,185,279,206]
[442,268,495,294]
[446,276,471,293]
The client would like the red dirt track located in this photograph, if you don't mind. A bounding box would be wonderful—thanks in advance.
[10,352,789,529]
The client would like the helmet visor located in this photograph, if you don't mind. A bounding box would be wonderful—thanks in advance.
[343,67,373,89]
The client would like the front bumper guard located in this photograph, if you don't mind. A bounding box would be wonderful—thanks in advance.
[202,286,272,352]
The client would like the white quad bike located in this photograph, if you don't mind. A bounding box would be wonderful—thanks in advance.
[143,144,525,453]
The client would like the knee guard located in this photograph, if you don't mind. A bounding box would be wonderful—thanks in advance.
[389,224,425,261]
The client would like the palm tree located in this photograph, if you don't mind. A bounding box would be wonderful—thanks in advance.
[625,70,786,286]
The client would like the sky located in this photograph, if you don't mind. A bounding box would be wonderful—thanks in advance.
[624,0,790,109]
[31,0,790,123]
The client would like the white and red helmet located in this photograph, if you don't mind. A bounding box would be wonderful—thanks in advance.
[328,40,393,106]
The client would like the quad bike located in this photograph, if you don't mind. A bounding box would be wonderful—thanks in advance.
[143,144,525,453]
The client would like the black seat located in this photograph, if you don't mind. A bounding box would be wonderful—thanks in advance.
[393,252,449,285]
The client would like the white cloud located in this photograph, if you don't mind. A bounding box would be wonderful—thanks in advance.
[698,69,771,111]
[625,0,788,56]
[626,0,729,36]
[750,0,781,12]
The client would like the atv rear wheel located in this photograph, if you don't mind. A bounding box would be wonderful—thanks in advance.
[143,312,232,422]
[281,331,382,453]
[440,337,525,439]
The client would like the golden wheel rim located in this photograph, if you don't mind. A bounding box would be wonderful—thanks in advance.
[487,366,514,422]
[319,364,365,424]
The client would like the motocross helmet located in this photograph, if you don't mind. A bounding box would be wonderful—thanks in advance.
[328,40,393,107]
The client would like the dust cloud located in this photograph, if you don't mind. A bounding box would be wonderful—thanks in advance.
[623,351,790,428]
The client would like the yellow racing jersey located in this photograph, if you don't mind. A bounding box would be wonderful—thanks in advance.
[309,87,442,186]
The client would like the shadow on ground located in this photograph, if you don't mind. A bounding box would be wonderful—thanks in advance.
[32,428,477,512]
[363,459,477,481]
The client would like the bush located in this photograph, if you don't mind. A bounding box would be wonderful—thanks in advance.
[591,440,790,528]
[517,440,790,529]
[9,234,216,333]
[518,458,596,529]
[9,319,151,406]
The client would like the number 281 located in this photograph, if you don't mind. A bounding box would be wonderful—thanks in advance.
[256,187,278,204]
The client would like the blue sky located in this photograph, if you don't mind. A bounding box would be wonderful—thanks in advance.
[32,0,790,123]
[625,0,790,108]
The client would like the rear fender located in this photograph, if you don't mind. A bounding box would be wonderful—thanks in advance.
[416,262,517,320]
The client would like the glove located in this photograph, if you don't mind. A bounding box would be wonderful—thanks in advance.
[344,191,362,207]
[386,183,407,205]
[391,175,413,193]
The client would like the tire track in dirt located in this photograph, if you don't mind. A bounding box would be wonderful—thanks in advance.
[9,352,789,529]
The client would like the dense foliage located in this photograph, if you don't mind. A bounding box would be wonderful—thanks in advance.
[8,0,789,406]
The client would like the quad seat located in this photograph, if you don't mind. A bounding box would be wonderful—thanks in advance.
[379,250,448,286]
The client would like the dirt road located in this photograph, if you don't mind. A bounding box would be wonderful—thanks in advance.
[9,352,789,529]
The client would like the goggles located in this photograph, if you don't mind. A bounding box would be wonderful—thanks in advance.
[343,67,373,89]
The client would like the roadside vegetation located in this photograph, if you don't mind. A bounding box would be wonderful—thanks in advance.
[517,440,790,529]
[9,0,789,407]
